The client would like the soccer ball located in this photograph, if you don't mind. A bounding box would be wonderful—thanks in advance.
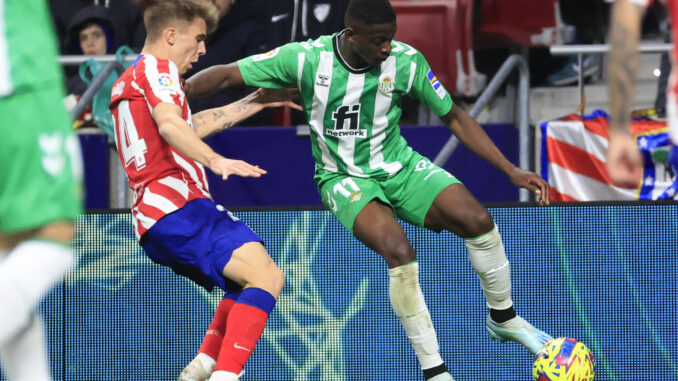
[532,337,595,381]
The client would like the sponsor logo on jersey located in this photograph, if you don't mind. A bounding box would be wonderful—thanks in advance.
[253,48,280,62]
[316,74,330,88]
[426,69,447,99]
[112,81,125,97]
[158,74,174,88]
[328,104,366,137]
[378,74,395,94]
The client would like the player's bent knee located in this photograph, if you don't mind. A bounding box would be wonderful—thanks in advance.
[465,210,494,237]
[380,238,416,267]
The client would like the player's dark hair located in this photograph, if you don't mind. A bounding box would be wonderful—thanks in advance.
[346,0,396,25]
[144,0,219,42]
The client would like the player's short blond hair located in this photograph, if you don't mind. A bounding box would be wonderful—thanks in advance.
[143,0,219,42]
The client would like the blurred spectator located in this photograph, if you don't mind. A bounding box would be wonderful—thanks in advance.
[268,0,348,125]
[546,0,610,86]
[185,0,274,126]
[64,5,116,96]
[50,0,145,53]
[62,5,118,129]
[270,0,348,47]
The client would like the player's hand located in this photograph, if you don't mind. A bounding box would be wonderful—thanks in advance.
[507,167,550,205]
[207,156,267,180]
[606,132,643,188]
[253,88,303,111]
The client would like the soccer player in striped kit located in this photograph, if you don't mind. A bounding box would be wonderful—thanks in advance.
[109,1,299,380]
[606,0,674,186]
[187,0,553,379]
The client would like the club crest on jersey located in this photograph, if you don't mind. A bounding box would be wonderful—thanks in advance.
[328,104,365,138]
[316,73,330,87]
[426,69,447,99]
[253,47,280,62]
[378,74,395,94]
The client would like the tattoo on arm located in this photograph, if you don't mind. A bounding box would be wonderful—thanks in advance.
[212,110,227,121]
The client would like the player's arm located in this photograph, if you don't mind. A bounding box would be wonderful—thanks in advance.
[184,62,245,98]
[191,88,300,139]
[606,0,646,186]
[608,0,645,135]
[441,104,550,205]
[152,102,266,180]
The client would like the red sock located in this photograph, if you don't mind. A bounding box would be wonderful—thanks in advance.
[197,298,236,360]
[214,303,270,373]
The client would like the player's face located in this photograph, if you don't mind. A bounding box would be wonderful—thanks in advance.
[348,21,396,67]
[173,18,207,74]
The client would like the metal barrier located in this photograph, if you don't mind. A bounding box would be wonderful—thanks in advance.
[549,43,674,115]
[433,54,531,202]
[61,54,135,208]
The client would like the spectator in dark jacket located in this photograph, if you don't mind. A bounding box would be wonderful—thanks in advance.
[63,5,116,96]
[50,0,145,53]
[269,0,348,47]
[185,0,274,126]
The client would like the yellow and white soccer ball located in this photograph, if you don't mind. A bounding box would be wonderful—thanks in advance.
[532,337,595,381]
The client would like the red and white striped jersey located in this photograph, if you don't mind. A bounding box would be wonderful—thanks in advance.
[110,54,212,240]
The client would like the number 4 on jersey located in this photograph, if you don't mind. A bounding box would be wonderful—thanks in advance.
[115,100,148,171]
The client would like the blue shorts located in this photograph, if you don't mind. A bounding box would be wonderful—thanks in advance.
[141,198,262,292]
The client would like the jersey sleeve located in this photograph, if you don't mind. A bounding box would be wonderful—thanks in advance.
[237,43,302,89]
[407,52,454,117]
[139,57,184,109]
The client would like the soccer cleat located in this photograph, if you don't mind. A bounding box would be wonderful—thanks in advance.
[428,372,455,381]
[177,353,215,381]
[485,315,553,355]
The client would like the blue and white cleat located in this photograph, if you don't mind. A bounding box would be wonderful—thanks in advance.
[485,315,553,355]
[428,372,455,381]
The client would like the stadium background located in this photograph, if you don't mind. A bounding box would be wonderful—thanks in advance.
[1,204,675,380]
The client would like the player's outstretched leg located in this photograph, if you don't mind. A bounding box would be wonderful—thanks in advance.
[178,293,240,381]
[207,288,277,381]
[465,225,552,354]
[389,262,454,380]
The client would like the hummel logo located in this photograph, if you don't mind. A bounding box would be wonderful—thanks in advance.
[316,74,330,87]
[233,343,251,352]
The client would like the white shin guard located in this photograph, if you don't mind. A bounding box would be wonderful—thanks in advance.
[389,262,443,369]
[465,225,513,310]
[0,240,74,347]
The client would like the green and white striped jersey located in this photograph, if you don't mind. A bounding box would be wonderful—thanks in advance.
[238,32,454,182]
[0,0,63,98]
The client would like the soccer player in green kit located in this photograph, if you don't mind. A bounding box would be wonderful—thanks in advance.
[186,0,552,379]
[0,0,83,380]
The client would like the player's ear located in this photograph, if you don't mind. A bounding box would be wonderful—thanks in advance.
[344,27,356,42]
[163,27,176,46]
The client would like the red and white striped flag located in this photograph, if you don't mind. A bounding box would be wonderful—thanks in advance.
[540,110,675,201]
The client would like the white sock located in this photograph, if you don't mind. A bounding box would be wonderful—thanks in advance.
[1,314,51,381]
[209,370,241,381]
[465,225,513,310]
[0,240,74,346]
[388,262,444,369]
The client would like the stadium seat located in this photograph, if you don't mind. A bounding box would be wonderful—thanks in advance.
[392,0,486,96]
[474,0,574,48]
